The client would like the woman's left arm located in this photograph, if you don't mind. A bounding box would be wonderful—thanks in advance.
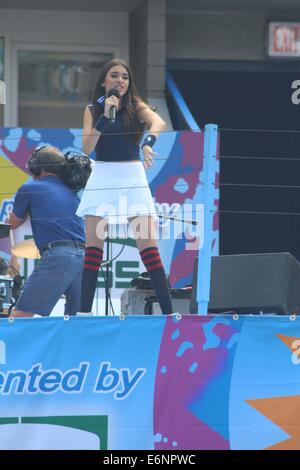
[137,105,166,169]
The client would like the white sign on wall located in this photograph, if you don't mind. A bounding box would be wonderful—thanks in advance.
[269,22,300,57]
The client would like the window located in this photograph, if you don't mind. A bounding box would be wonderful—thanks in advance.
[18,50,112,128]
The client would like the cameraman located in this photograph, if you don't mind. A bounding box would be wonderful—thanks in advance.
[6,145,85,317]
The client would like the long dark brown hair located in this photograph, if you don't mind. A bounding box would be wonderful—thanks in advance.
[91,59,146,143]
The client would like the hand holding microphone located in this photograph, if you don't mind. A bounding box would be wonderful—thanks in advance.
[94,87,120,133]
[104,88,120,124]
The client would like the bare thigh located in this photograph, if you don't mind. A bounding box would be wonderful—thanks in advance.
[128,215,158,251]
[85,215,108,249]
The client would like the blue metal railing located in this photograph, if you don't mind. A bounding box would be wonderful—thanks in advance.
[166,72,218,314]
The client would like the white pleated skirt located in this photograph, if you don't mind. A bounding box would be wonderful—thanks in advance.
[76,160,157,225]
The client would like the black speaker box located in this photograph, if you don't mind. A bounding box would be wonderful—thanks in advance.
[190,252,300,315]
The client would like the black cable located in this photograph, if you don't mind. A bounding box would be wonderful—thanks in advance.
[219,127,300,133]
[101,243,126,267]
[100,265,115,316]
[220,182,300,190]
[19,208,203,222]
[109,295,115,316]
[1,126,300,142]
[3,152,300,169]
[5,177,300,202]
[0,128,202,142]
[219,209,300,217]
[100,241,125,316]
[220,154,300,161]
[0,182,201,194]
[0,154,207,169]
[108,238,115,316]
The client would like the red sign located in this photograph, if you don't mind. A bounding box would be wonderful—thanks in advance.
[269,22,300,57]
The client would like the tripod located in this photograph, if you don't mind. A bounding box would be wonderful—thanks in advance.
[104,231,111,316]
[102,225,125,316]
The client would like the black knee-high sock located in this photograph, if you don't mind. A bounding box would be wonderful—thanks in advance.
[80,246,103,312]
[140,246,173,315]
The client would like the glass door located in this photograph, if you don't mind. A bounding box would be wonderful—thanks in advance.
[0,37,4,125]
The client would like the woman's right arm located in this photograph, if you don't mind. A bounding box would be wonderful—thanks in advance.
[82,105,100,155]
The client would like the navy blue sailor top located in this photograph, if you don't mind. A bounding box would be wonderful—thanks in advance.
[90,97,144,162]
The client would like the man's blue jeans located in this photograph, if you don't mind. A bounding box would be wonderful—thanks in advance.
[15,245,84,316]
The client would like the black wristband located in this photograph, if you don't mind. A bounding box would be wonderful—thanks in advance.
[141,134,157,149]
[94,114,110,132]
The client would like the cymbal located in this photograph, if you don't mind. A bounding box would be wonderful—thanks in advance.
[11,239,40,259]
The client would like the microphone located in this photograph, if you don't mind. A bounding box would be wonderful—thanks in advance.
[107,88,120,124]
[158,215,198,226]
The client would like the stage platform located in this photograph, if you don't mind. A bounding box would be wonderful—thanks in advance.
[0,314,299,450]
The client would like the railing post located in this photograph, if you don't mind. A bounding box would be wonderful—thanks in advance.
[196,124,218,314]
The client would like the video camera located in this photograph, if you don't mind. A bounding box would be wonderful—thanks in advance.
[61,151,92,192]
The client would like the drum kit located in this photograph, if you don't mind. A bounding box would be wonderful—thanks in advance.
[0,221,40,316]
[10,238,40,260]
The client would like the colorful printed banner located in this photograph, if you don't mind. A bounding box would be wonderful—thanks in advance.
[0,127,219,298]
[0,314,299,450]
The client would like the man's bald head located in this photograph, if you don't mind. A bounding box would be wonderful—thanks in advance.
[27,145,66,177]
[36,146,66,175]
